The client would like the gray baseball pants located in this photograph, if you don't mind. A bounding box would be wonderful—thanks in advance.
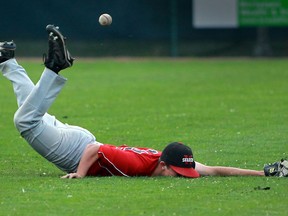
[0,59,97,173]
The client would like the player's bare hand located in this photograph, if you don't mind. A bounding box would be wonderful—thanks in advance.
[61,173,83,179]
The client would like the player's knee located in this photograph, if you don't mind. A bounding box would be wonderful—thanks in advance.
[13,110,31,132]
[13,111,23,131]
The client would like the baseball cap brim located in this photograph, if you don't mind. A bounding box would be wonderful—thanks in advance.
[170,165,200,178]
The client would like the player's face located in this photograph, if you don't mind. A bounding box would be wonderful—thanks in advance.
[162,166,179,177]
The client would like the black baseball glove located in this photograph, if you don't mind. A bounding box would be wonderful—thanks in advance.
[264,159,288,177]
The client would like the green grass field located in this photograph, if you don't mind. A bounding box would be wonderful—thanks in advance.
[0,58,287,216]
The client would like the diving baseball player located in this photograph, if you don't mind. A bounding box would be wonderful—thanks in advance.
[0,25,287,179]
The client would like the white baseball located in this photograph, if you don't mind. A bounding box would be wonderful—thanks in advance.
[99,14,112,26]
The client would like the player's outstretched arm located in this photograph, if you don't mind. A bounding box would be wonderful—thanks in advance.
[195,162,264,177]
[61,143,101,179]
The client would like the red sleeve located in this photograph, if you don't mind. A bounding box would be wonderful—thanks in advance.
[87,144,161,177]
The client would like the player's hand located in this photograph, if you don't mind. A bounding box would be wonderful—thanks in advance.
[61,173,83,179]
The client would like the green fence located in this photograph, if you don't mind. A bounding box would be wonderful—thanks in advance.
[1,0,288,57]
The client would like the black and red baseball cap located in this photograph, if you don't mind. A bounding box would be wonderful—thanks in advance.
[160,142,200,178]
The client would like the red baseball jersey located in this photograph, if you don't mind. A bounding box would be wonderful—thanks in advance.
[87,144,161,177]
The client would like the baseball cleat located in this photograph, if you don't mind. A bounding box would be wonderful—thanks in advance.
[0,41,16,63]
[43,24,74,73]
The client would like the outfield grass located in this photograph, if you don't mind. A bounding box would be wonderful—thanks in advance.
[0,58,287,216]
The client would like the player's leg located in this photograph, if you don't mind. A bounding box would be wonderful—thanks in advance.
[13,25,92,173]
[0,41,66,128]
[13,67,95,172]
[14,68,67,146]
[0,41,35,107]
[14,24,74,145]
